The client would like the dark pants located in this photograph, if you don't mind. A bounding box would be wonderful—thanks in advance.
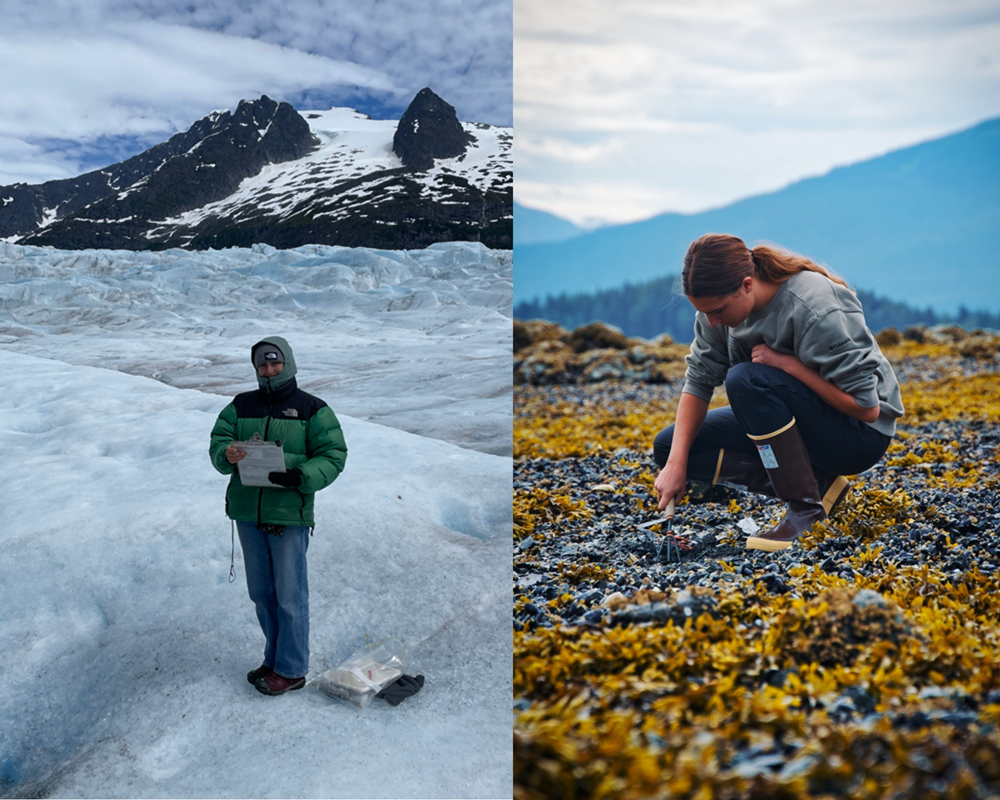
[653,362,891,478]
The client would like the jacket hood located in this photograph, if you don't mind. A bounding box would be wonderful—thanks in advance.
[251,336,297,392]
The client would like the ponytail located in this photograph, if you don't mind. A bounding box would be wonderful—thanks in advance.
[683,233,851,297]
[750,243,850,290]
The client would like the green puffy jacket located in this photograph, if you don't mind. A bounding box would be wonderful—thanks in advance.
[209,336,348,526]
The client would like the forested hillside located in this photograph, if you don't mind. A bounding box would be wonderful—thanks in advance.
[514,274,1000,341]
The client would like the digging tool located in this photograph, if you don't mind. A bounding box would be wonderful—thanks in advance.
[636,499,693,562]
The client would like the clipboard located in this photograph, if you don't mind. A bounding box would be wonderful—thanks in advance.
[233,436,287,487]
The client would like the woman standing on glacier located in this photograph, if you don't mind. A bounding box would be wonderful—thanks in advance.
[210,337,348,695]
[653,233,903,551]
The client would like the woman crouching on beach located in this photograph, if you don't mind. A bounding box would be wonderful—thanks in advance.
[653,233,904,551]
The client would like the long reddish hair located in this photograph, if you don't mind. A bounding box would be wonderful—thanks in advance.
[682,233,850,297]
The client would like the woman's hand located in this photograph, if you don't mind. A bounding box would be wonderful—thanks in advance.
[654,461,686,511]
[750,343,880,423]
[751,342,799,372]
[226,445,248,464]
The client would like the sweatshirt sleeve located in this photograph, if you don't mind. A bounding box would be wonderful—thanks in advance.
[681,312,732,402]
[796,306,882,408]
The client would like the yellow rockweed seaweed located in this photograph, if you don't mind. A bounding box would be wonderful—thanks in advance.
[514,486,593,541]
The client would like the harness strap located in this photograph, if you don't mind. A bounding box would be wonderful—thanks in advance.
[229,520,237,583]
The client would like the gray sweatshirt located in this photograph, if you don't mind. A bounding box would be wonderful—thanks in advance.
[682,270,904,437]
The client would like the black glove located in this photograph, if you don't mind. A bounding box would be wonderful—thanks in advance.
[268,468,302,488]
[376,674,425,706]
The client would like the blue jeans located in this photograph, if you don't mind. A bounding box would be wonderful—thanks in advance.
[236,522,310,678]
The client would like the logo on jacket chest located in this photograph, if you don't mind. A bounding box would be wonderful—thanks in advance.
[281,408,299,418]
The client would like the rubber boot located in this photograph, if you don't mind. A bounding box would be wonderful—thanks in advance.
[706,448,774,495]
[744,419,827,551]
[814,470,851,516]
[709,448,851,514]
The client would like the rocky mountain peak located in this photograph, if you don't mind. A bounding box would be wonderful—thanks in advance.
[393,87,473,171]
[0,95,320,246]
[196,95,318,162]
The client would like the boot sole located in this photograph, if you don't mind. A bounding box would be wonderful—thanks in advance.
[255,677,306,696]
[745,535,795,552]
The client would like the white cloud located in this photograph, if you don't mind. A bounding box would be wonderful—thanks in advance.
[515,178,693,228]
[0,22,395,143]
[518,123,952,227]
[516,135,623,164]
[0,136,83,186]
[515,0,1000,222]
[0,20,397,183]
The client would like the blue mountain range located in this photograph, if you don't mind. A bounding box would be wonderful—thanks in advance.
[513,201,585,246]
[515,117,1000,313]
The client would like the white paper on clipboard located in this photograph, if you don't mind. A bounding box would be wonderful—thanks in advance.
[234,439,287,487]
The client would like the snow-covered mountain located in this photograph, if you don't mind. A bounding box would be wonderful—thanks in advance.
[0,89,512,251]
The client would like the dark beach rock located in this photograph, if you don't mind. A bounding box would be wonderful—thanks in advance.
[565,322,633,353]
[774,587,919,668]
[611,588,719,627]
[514,320,566,353]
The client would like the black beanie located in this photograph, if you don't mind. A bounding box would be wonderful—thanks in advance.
[253,344,285,368]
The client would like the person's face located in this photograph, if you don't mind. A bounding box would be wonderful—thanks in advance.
[688,277,755,328]
[257,361,284,378]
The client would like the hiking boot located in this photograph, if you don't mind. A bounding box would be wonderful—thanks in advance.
[708,448,774,496]
[247,665,274,685]
[255,672,306,695]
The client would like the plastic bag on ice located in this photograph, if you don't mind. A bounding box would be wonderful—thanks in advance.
[311,637,407,709]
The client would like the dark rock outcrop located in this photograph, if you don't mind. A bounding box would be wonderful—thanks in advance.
[392,88,473,171]
[513,320,688,385]
[17,96,318,250]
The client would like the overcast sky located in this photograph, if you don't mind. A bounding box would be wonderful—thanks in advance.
[515,0,1000,226]
[0,0,512,186]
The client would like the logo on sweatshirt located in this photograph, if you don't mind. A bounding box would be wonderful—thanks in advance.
[829,337,851,350]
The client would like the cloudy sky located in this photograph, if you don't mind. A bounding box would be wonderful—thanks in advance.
[0,0,512,186]
[515,0,1000,226]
